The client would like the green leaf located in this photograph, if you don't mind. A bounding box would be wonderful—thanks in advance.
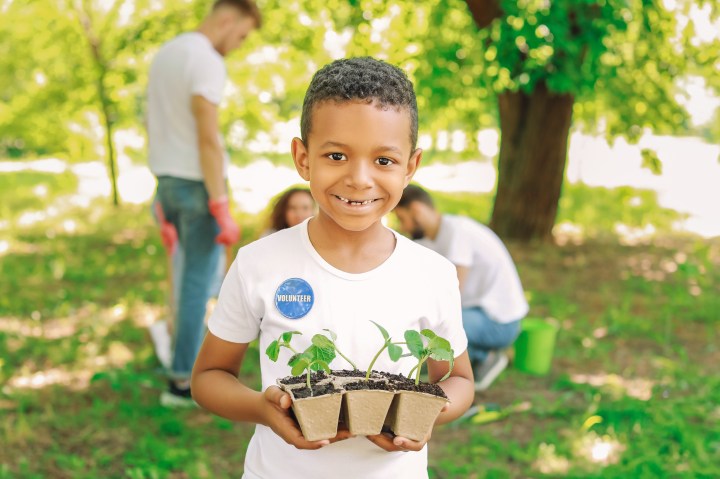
[311,334,335,351]
[371,320,390,341]
[322,329,337,341]
[421,329,437,340]
[265,340,280,362]
[287,353,303,368]
[314,360,331,373]
[281,331,301,343]
[388,343,403,362]
[405,330,424,359]
[291,358,309,377]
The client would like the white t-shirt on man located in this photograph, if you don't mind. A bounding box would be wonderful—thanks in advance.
[416,215,528,324]
[147,32,229,181]
[208,219,468,479]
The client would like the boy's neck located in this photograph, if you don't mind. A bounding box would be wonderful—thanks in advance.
[307,216,396,274]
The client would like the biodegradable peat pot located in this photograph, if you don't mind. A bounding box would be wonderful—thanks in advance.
[340,380,395,436]
[382,375,448,442]
[284,382,343,442]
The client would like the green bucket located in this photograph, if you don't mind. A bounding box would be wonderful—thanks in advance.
[514,318,559,375]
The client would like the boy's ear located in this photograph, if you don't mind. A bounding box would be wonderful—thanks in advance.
[404,148,423,187]
[291,137,310,181]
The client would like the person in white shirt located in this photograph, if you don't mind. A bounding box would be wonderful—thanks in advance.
[146,0,260,406]
[191,57,475,479]
[394,184,529,391]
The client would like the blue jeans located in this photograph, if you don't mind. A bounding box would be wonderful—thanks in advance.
[462,306,522,364]
[155,177,223,379]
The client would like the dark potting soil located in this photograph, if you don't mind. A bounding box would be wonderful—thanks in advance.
[292,382,341,399]
[278,370,328,385]
[343,380,395,392]
[330,369,366,378]
[379,372,448,399]
[394,381,448,399]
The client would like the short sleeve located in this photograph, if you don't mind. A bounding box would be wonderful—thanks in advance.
[188,52,225,105]
[208,259,261,343]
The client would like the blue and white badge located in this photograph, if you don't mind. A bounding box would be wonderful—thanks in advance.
[275,278,314,319]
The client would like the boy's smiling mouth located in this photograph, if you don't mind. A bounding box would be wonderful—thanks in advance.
[333,194,378,206]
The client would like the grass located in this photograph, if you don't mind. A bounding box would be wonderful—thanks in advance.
[1,170,719,478]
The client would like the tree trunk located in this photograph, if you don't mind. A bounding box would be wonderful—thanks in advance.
[490,83,574,242]
[96,71,120,207]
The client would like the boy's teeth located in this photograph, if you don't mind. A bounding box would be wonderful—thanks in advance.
[337,195,373,205]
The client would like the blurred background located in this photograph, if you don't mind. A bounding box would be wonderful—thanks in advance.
[1,0,719,477]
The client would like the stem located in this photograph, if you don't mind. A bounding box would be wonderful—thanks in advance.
[408,357,429,385]
[366,343,389,381]
[335,348,357,370]
[306,368,312,395]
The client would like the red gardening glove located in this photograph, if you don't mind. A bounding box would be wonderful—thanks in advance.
[153,202,178,255]
[208,196,241,245]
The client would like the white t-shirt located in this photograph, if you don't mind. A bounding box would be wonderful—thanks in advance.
[147,32,229,181]
[209,219,468,479]
[416,215,528,323]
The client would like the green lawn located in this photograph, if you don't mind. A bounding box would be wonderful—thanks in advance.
[1,171,718,478]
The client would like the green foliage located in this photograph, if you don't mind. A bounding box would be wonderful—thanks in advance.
[265,330,301,362]
[405,329,455,385]
[289,334,337,391]
[364,321,403,380]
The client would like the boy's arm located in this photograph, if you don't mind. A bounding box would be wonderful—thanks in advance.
[191,332,350,449]
[366,351,474,452]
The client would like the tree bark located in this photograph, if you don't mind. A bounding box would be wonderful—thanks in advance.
[463,0,503,29]
[77,1,120,206]
[490,83,574,242]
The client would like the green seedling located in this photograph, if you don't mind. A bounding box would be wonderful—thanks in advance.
[289,334,337,393]
[404,329,455,385]
[265,330,338,394]
[265,331,302,362]
[365,321,404,381]
[319,329,358,370]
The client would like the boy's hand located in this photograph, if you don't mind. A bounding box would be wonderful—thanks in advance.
[366,402,449,452]
[262,386,353,449]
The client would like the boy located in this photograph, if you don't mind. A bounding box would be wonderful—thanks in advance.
[192,57,474,478]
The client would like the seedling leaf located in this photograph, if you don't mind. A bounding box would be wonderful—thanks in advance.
[311,334,334,350]
[421,329,437,340]
[291,357,310,376]
[388,343,403,362]
[405,330,424,358]
[322,329,338,341]
[370,320,390,341]
[314,360,331,373]
[281,331,302,343]
[266,340,280,362]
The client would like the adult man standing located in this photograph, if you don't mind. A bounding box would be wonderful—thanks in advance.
[395,184,528,391]
[147,0,261,406]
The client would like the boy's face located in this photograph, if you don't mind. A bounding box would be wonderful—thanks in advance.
[292,100,421,233]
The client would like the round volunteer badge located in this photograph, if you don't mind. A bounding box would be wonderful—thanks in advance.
[274,278,314,319]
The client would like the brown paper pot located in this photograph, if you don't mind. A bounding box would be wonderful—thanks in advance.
[341,388,395,436]
[385,391,447,441]
[289,389,343,441]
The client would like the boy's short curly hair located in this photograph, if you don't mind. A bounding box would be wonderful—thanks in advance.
[300,57,418,151]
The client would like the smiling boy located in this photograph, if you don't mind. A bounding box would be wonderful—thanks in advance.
[191,57,474,478]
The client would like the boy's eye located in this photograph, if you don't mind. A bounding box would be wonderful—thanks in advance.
[376,157,394,166]
[328,153,346,161]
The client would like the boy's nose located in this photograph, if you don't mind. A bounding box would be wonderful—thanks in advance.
[345,159,373,189]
